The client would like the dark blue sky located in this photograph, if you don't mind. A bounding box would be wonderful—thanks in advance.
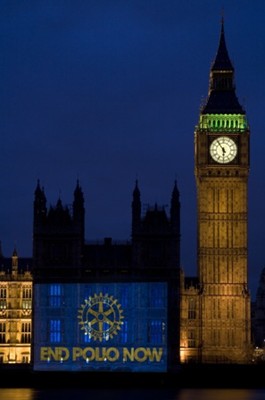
[1,0,265,295]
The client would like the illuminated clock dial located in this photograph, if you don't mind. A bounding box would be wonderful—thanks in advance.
[210,136,237,164]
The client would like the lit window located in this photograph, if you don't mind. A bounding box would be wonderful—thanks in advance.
[0,323,6,344]
[148,320,164,344]
[0,288,7,309]
[21,322,31,343]
[49,284,62,308]
[49,319,61,343]
[22,287,32,309]
[187,330,196,348]
[188,298,196,319]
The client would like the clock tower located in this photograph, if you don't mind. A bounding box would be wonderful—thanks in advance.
[194,20,251,363]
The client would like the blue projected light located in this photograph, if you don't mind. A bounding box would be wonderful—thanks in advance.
[33,282,168,372]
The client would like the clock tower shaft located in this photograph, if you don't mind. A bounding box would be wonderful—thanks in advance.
[194,20,251,363]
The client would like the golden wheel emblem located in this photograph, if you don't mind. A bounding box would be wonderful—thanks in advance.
[78,293,124,342]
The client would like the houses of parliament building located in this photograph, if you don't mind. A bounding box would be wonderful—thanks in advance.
[0,20,264,370]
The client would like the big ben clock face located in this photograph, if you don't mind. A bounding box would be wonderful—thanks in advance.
[210,136,237,164]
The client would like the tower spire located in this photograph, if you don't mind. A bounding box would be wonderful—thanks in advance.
[211,16,233,72]
[201,18,245,115]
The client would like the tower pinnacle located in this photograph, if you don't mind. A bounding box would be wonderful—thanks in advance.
[201,18,245,115]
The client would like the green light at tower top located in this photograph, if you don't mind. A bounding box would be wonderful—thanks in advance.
[198,113,249,132]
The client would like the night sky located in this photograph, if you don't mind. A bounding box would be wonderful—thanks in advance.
[1,1,265,296]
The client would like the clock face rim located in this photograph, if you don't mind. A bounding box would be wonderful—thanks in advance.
[209,136,237,164]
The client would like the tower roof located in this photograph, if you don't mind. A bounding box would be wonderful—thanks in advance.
[201,19,245,115]
[211,18,234,72]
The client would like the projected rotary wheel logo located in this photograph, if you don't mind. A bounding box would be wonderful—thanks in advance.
[78,293,124,342]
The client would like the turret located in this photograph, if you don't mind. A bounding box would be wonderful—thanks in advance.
[33,181,85,270]
[170,180,180,234]
[33,180,47,228]
[11,247,18,276]
[73,179,85,233]
[131,179,141,236]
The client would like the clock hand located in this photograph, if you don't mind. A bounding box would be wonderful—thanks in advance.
[217,140,226,155]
